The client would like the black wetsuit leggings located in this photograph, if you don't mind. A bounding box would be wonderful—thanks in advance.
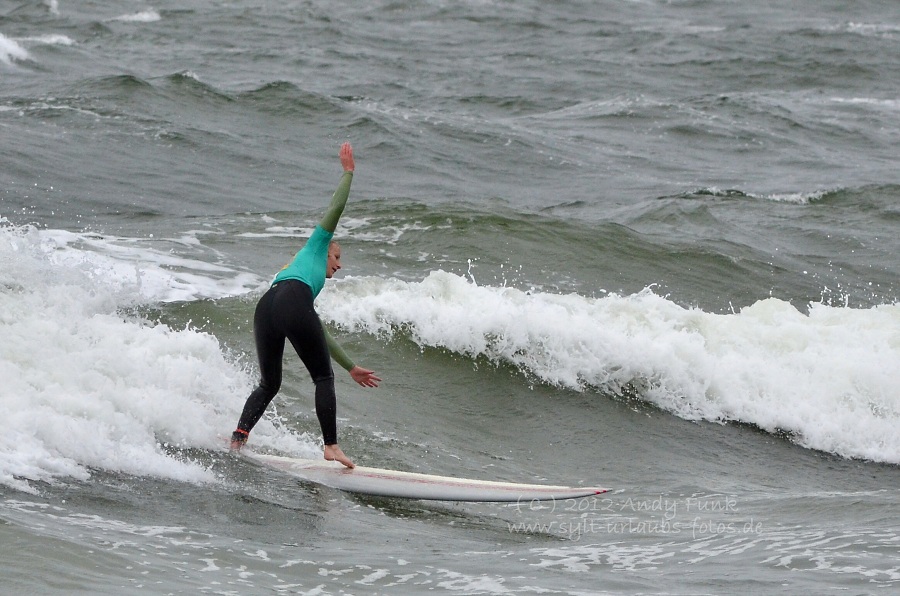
[236,279,337,445]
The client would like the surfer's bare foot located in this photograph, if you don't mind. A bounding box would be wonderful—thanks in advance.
[324,444,354,469]
[230,429,248,451]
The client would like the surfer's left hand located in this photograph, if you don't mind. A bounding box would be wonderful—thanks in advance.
[350,365,381,388]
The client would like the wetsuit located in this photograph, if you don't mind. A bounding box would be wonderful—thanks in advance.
[233,171,354,446]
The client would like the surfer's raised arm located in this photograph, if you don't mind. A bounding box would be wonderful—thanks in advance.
[319,143,381,389]
[319,142,355,233]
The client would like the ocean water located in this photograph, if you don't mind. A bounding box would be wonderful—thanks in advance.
[2,1,899,594]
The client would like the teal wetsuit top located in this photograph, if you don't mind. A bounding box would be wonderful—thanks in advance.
[270,171,355,371]
[272,224,334,298]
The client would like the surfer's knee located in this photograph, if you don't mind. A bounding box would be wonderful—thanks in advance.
[258,377,281,397]
[311,372,335,386]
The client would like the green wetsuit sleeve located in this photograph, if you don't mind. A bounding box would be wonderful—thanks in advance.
[319,172,353,233]
[323,326,355,372]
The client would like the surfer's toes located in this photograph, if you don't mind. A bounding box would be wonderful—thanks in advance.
[324,445,355,469]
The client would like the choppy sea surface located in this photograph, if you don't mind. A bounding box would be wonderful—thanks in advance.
[2,1,899,594]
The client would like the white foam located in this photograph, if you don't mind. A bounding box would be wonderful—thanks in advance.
[1,31,74,68]
[695,187,828,204]
[843,22,900,37]
[33,228,263,303]
[0,223,307,492]
[237,217,430,245]
[0,33,30,65]
[318,271,900,464]
[17,34,75,47]
[756,190,828,204]
[530,523,899,582]
[830,97,900,111]
[238,225,317,240]
[108,9,161,23]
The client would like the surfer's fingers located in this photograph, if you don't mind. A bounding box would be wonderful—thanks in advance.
[339,142,354,171]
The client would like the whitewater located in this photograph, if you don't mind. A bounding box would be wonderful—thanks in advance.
[3,220,897,497]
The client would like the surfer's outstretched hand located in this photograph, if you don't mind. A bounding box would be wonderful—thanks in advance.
[324,444,355,469]
[339,142,354,172]
[350,365,381,388]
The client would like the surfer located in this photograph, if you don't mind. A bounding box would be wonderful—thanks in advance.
[230,141,381,468]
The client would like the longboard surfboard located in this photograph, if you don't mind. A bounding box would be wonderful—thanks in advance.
[244,451,607,502]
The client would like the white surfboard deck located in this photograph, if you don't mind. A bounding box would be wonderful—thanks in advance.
[244,451,607,502]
